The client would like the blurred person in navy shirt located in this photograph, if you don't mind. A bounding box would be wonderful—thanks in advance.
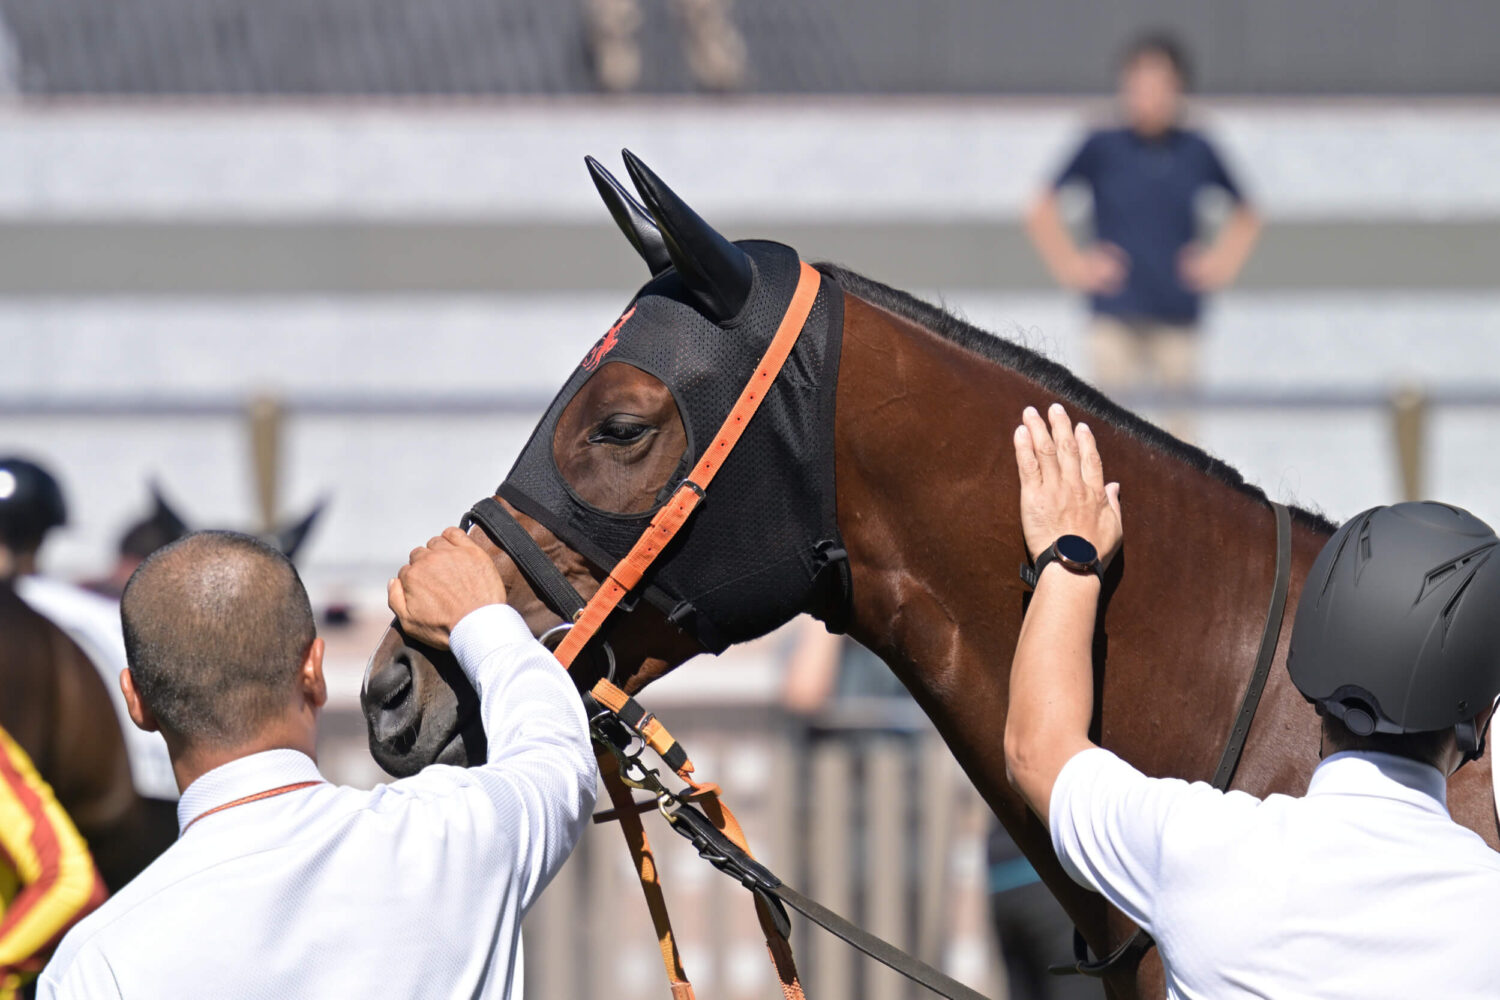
[1026,32,1260,439]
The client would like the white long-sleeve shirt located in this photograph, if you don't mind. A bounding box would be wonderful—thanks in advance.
[15,575,178,800]
[37,603,596,1000]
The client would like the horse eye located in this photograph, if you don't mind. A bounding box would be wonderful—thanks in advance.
[589,419,653,446]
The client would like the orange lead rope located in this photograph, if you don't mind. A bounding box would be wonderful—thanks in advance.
[553,262,823,1000]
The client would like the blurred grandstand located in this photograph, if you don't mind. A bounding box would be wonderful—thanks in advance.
[0,0,1497,95]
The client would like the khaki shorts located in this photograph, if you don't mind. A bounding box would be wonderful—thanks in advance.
[1088,315,1200,440]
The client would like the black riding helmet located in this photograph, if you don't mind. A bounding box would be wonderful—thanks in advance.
[1288,501,1500,762]
[0,456,67,551]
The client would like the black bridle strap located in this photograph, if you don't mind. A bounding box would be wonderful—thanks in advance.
[497,482,686,623]
[463,497,587,622]
[1055,499,1294,980]
[771,884,990,1000]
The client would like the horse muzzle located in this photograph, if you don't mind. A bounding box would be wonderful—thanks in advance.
[362,624,486,777]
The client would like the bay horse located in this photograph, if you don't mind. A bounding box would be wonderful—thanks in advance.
[0,583,176,891]
[361,153,1498,999]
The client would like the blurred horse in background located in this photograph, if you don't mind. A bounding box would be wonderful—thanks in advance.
[0,583,175,891]
[361,154,1498,999]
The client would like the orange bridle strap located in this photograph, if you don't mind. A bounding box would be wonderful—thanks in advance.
[551,262,822,1000]
[553,262,823,670]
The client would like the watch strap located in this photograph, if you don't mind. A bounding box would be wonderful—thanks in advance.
[1019,539,1102,590]
[1018,549,1052,589]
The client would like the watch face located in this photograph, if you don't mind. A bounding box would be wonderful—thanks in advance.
[1055,534,1098,566]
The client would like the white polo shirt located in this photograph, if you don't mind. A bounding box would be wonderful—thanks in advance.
[15,575,178,800]
[1051,747,1500,999]
[38,603,596,1000]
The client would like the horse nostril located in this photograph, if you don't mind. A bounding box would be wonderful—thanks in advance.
[381,674,413,712]
[367,654,415,712]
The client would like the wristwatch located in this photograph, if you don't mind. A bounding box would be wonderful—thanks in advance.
[1019,534,1103,589]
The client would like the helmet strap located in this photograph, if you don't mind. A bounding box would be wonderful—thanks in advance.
[1453,714,1491,771]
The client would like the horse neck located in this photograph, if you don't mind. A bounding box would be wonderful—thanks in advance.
[0,585,140,836]
[0,586,57,763]
[830,291,1325,811]
[823,290,1500,991]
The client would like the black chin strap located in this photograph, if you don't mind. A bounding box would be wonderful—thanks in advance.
[1052,500,1294,980]
[1454,709,1493,770]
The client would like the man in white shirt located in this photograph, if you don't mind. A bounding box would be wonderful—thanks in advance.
[0,457,178,802]
[1003,403,1500,999]
[39,526,595,999]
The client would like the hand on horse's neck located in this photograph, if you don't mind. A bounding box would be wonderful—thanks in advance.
[842,294,1309,743]
[831,294,1278,790]
[828,293,1310,993]
[825,290,1498,992]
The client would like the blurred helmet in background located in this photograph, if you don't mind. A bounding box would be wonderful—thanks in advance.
[1288,501,1500,761]
[0,456,68,553]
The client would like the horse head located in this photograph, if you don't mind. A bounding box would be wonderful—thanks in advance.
[363,152,849,776]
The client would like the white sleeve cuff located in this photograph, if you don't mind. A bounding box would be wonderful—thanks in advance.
[448,604,536,686]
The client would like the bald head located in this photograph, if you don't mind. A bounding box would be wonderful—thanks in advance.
[122,530,316,747]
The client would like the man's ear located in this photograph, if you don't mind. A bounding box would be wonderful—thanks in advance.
[121,668,160,733]
[300,637,328,711]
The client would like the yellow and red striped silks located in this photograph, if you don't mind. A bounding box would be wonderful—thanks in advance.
[0,726,107,1000]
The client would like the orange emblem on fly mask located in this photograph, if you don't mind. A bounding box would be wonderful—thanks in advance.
[582,306,636,372]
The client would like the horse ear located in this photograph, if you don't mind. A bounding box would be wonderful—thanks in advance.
[274,498,327,562]
[587,155,672,277]
[622,149,752,322]
[148,480,190,538]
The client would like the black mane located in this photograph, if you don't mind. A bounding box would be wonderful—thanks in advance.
[816,263,1335,534]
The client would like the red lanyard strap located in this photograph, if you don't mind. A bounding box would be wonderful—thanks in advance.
[182,780,322,833]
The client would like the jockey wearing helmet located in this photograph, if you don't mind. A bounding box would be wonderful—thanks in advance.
[1003,403,1500,999]
[0,457,178,803]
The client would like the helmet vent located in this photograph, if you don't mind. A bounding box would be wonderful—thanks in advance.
[1350,510,1378,586]
[1418,542,1497,605]
[1317,512,1366,598]
[1438,549,1493,639]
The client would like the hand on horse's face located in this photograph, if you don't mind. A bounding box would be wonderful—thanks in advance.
[1014,404,1123,565]
[388,527,509,649]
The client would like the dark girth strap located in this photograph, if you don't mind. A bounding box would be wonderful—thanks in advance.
[1056,499,1294,979]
